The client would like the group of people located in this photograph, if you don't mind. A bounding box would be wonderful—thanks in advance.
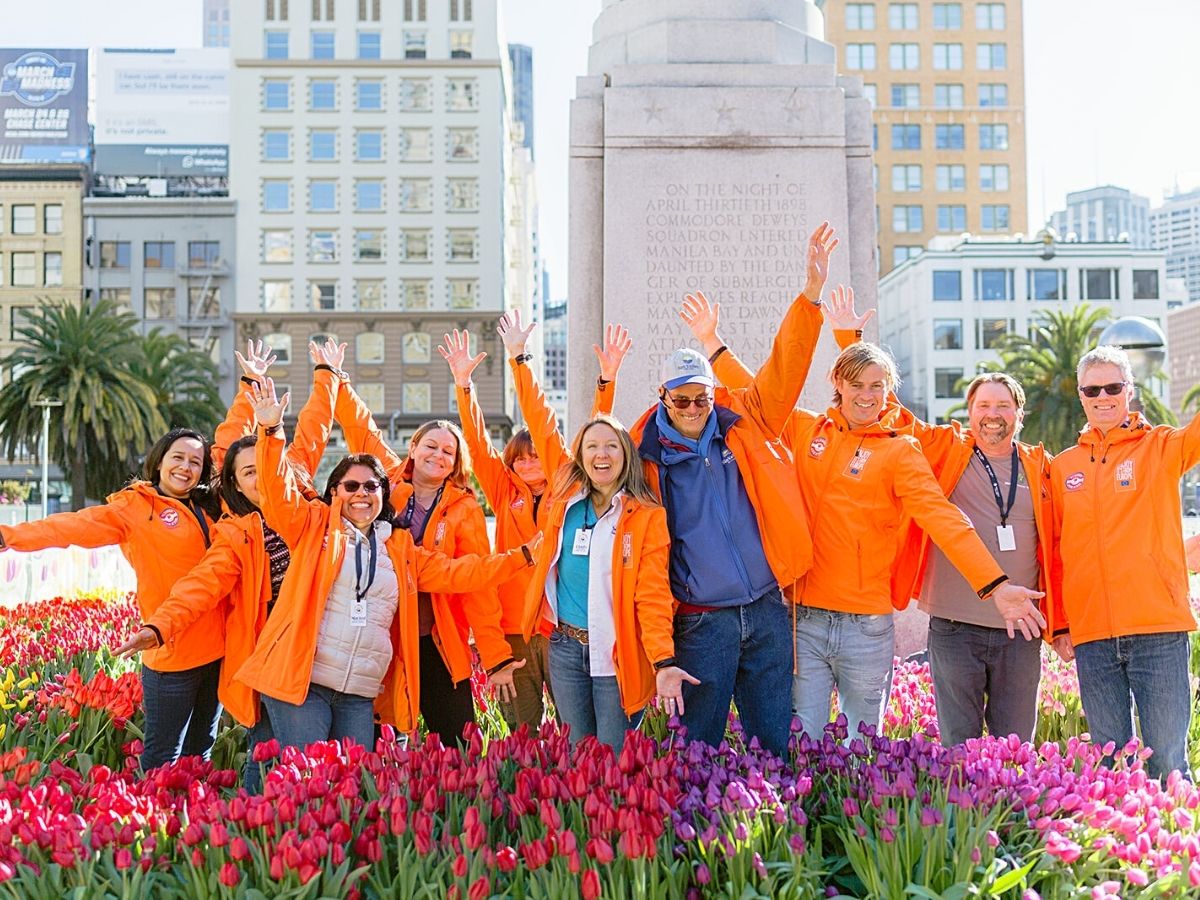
[0,220,1193,785]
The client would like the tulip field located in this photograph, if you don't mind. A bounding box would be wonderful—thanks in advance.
[0,593,1199,897]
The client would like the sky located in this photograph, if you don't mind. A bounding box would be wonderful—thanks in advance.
[6,0,1200,301]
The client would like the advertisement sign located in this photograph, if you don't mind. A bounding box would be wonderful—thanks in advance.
[94,48,230,177]
[0,48,89,164]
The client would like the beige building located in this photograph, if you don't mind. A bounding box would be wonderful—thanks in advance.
[820,0,1028,273]
[1167,302,1200,421]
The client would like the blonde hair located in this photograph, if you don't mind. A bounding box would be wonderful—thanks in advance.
[829,343,900,407]
[408,419,472,490]
[552,415,659,508]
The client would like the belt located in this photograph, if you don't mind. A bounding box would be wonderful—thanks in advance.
[675,601,714,617]
[554,621,589,644]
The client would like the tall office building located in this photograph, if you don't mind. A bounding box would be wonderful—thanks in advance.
[1050,185,1151,248]
[1150,188,1200,304]
[508,43,534,159]
[203,0,231,48]
[820,0,1028,273]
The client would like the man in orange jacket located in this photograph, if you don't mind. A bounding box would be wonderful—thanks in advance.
[1050,346,1198,780]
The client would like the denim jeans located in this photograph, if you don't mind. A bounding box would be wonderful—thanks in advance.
[242,703,275,794]
[672,587,793,757]
[261,683,376,753]
[927,616,1042,746]
[140,659,223,771]
[547,631,643,752]
[1074,631,1192,780]
[418,635,475,745]
[792,606,895,741]
[498,633,554,732]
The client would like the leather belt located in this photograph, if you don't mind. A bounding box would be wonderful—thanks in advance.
[554,621,589,644]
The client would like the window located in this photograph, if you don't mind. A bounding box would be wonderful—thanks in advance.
[1133,269,1159,299]
[935,124,964,149]
[888,3,918,28]
[863,84,878,107]
[892,205,923,232]
[311,31,335,59]
[447,78,478,110]
[935,369,964,398]
[447,178,478,212]
[402,332,432,363]
[933,319,962,350]
[976,3,1006,29]
[936,204,967,232]
[100,241,131,268]
[356,79,382,110]
[144,241,175,268]
[932,3,962,29]
[977,318,1013,350]
[262,230,293,263]
[448,229,477,261]
[357,32,381,59]
[263,332,292,364]
[977,43,1007,70]
[891,164,921,191]
[356,129,383,161]
[979,164,1009,192]
[893,246,922,267]
[265,32,289,60]
[979,84,1008,107]
[356,179,384,212]
[262,180,291,212]
[449,31,473,59]
[449,0,473,20]
[403,384,431,415]
[399,179,432,212]
[933,270,961,301]
[401,229,430,261]
[43,252,62,286]
[188,287,220,319]
[981,204,1010,231]
[312,0,334,19]
[890,125,920,150]
[262,281,293,312]
[356,281,384,311]
[846,44,877,70]
[933,43,963,70]
[265,0,289,21]
[144,287,176,318]
[1028,269,1066,301]
[403,279,430,309]
[934,84,964,109]
[309,129,337,161]
[308,230,337,263]
[309,179,338,212]
[403,0,426,20]
[264,79,291,110]
[845,3,875,28]
[310,282,337,311]
[448,128,478,160]
[935,164,965,192]
[100,288,132,313]
[449,279,478,309]
[980,123,1010,151]
[975,269,1014,300]
[890,84,919,108]
[43,205,62,235]
[889,43,919,70]
[263,129,291,161]
[404,31,427,59]
[11,205,35,234]
[399,79,431,110]
[309,79,337,110]
[358,0,380,17]
[1082,268,1118,301]
[357,331,385,362]
[354,229,383,261]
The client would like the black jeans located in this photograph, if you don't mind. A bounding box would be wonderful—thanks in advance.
[418,635,475,744]
[140,659,223,771]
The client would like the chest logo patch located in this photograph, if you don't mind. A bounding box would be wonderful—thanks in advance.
[1065,472,1085,492]
[844,448,873,479]
[158,508,179,528]
[721,447,736,465]
[510,496,526,510]
[1115,460,1136,492]
[808,437,828,459]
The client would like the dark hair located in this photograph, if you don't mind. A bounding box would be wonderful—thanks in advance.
[219,434,259,517]
[322,453,394,524]
[501,427,536,470]
[142,427,220,518]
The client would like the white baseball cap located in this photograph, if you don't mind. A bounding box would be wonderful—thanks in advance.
[660,348,715,390]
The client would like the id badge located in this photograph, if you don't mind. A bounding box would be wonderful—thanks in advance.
[996,524,1016,552]
[572,528,592,556]
[351,598,368,627]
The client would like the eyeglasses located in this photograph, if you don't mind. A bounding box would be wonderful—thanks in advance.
[339,479,382,494]
[664,392,713,410]
[1078,382,1127,398]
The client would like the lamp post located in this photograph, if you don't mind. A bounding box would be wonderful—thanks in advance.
[1096,317,1166,414]
[31,399,63,518]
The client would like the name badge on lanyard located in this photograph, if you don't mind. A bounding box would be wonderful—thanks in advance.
[571,501,597,556]
[351,527,377,627]
[973,445,1020,553]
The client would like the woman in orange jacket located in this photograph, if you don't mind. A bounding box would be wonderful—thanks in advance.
[231,379,538,752]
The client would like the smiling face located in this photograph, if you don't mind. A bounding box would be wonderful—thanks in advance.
[837,363,888,428]
[580,423,625,493]
[662,383,713,440]
[336,463,384,528]
[232,446,261,508]
[511,452,547,492]
[1078,361,1133,433]
[969,381,1023,451]
[157,437,205,499]
[409,427,459,487]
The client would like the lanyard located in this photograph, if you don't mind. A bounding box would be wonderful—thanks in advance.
[354,527,378,605]
[972,445,1019,527]
[582,501,597,532]
[399,484,444,543]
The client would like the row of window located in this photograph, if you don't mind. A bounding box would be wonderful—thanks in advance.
[98,286,221,320]
[264,0,471,24]
[261,126,480,163]
[885,203,1010,235]
[882,161,1010,192]
[0,203,64,236]
[259,277,479,312]
[933,317,1016,351]
[866,83,1008,110]
[262,76,478,113]
[260,176,480,214]
[95,241,220,270]
[876,122,1008,151]
[260,227,479,264]
[845,2,1006,31]
[264,28,474,60]
[931,268,1161,302]
[1,252,63,288]
[847,42,1008,71]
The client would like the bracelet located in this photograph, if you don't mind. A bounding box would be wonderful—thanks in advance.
[521,543,534,565]
[144,624,164,647]
[262,423,282,436]
[708,346,729,364]
[653,657,677,671]
[513,353,533,366]
[239,376,259,387]
[486,657,517,677]
[596,376,612,389]
[314,363,349,380]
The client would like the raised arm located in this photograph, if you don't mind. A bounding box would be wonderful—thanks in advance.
[285,340,344,481]
[214,339,278,472]
[0,492,132,552]
[334,380,405,487]
[440,329,510,507]
[249,377,323,547]
[500,310,572,477]
[590,323,631,417]
[681,292,754,390]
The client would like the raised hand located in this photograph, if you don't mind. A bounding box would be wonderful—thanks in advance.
[496,309,538,358]
[437,329,487,388]
[235,338,276,382]
[804,221,839,301]
[312,338,347,370]
[822,285,875,332]
[991,583,1048,641]
[592,323,632,382]
[679,292,724,355]
[248,376,290,430]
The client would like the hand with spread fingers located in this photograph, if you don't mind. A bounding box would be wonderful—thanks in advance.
[991,582,1048,641]
[497,309,538,358]
[804,221,840,301]
[248,376,291,430]
[311,338,347,370]
[592,323,632,382]
[438,329,487,388]
[680,292,724,356]
[822,284,876,333]
[235,338,277,384]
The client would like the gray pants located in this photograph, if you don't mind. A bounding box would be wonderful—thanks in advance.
[927,616,1041,746]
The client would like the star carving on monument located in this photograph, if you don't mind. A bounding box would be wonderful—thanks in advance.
[715,98,736,129]
[784,93,804,125]
[644,99,666,124]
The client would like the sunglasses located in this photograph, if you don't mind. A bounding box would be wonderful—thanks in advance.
[1078,382,1127,398]
[664,392,713,410]
[339,479,382,494]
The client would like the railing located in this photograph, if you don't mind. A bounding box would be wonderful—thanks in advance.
[0,546,135,607]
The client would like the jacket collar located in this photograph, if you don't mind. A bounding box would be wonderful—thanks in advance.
[637,400,740,463]
[1077,412,1149,448]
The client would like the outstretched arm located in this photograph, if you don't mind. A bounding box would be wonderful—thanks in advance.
[441,329,510,508]
[590,323,631,417]
[285,340,346,482]
[500,310,572,477]
[214,339,278,472]
[249,378,322,547]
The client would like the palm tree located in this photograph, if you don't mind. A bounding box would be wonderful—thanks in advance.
[131,328,225,434]
[0,300,166,509]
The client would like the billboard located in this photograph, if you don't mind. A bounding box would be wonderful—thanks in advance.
[94,48,230,177]
[0,48,89,164]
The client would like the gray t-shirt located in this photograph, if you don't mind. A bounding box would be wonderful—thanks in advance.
[919,448,1041,628]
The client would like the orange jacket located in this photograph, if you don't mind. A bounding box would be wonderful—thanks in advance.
[1049,413,1200,646]
[522,491,674,714]
[234,426,532,730]
[0,482,222,672]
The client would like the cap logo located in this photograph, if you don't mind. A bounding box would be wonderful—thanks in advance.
[1065,472,1085,491]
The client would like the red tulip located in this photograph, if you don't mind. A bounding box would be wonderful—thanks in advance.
[581,869,602,899]
[219,862,240,887]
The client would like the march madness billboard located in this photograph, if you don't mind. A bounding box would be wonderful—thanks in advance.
[0,48,89,164]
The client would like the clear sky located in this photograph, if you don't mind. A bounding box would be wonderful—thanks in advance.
[6,0,1200,301]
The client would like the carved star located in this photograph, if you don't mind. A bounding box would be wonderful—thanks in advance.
[644,99,666,124]
[784,93,804,125]
[715,99,736,129]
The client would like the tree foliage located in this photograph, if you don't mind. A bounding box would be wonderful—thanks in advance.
[131,328,224,434]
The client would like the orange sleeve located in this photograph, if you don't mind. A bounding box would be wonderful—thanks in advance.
[1169,407,1200,473]
[711,349,755,390]
[833,328,862,350]
[255,426,324,548]
[285,368,339,480]
[1047,472,1069,636]
[413,547,530,609]
[511,358,571,478]
[147,526,243,642]
[447,503,512,668]
[455,385,508,511]
[212,383,257,473]
[591,377,615,417]
[632,509,675,665]
[0,492,132,551]
[334,380,406,486]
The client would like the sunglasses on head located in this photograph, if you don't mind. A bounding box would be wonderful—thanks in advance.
[664,392,713,410]
[339,479,382,494]
[1078,382,1127,398]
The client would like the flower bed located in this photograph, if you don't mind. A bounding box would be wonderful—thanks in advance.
[0,592,1196,898]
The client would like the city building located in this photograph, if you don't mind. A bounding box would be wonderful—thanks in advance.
[1150,187,1200,304]
[819,0,1029,273]
[203,0,232,48]
[1050,185,1151,247]
[878,234,1178,422]
[542,297,568,429]
[508,43,534,159]
[1167,301,1200,421]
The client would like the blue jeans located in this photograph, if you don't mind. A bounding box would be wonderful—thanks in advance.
[242,703,275,794]
[261,683,376,754]
[672,587,793,757]
[547,631,643,752]
[927,617,1042,746]
[1074,631,1192,780]
[140,659,223,771]
[793,606,895,741]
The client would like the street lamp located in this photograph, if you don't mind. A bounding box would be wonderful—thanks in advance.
[31,398,63,517]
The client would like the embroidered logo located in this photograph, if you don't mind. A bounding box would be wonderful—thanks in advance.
[844,448,873,478]
[434,521,447,547]
[808,437,828,459]
[622,533,633,567]
[158,508,179,528]
[721,447,736,465]
[510,496,526,510]
[1115,460,1136,492]
[1065,472,1085,491]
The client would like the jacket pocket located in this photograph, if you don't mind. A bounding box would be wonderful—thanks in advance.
[264,620,293,660]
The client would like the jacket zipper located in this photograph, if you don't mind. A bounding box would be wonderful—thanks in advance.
[703,456,755,596]
[1091,442,1115,639]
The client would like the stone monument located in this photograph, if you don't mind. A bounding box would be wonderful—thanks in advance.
[567,0,878,428]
